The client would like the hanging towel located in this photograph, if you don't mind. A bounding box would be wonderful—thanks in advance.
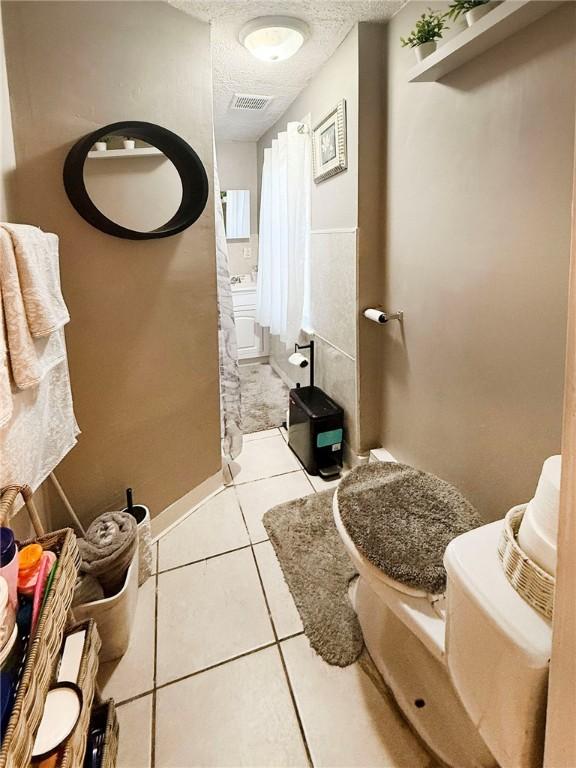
[0,358,80,491]
[0,289,12,428]
[0,227,40,389]
[0,224,78,490]
[0,224,69,338]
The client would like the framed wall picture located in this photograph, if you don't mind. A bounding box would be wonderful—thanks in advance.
[312,99,347,183]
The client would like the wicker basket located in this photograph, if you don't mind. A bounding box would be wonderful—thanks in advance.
[0,527,80,768]
[81,699,119,768]
[0,484,45,537]
[497,504,555,620]
[58,619,102,768]
[99,699,120,768]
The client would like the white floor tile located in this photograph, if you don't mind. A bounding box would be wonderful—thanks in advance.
[281,635,432,768]
[254,541,303,639]
[155,646,309,767]
[244,428,280,441]
[156,548,274,685]
[305,469,345,492]
[98,579,155,702]
[235,471,315,543]
[279,425,289,442]
[230,435,301,484]
[158,488,249,570]
[116,695,152,768]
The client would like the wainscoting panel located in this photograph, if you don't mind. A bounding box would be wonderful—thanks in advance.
[309,230,357,358]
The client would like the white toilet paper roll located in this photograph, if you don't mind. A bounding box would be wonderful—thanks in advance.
[517,455,562,576]
[363,308,387,324]
[288,352,309,368]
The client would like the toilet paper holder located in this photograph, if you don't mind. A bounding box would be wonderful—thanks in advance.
[363,308,404,324]
[289,341,315,387]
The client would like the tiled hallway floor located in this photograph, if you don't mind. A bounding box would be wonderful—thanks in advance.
[100,429,433,767]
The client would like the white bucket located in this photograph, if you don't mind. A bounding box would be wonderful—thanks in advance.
[73,548,139,662]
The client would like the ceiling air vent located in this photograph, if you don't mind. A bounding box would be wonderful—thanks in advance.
[230,93,273,112]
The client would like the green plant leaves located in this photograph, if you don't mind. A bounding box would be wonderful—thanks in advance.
[446,0,489,21]
[400,8,450,48]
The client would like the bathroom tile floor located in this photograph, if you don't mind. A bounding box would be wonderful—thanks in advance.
[103,428,434,767]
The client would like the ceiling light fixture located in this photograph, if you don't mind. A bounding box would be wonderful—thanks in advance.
[239,16,309,62]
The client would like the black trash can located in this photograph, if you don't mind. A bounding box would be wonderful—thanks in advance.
[288,386,344,478]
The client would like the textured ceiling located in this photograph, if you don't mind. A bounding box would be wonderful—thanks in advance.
[170,0,403,142]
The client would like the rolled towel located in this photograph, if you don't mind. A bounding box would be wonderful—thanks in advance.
[72,573,105,608]
[78,511,137,595]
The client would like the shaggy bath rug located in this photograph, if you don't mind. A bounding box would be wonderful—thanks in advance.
[338,462,483,594]
[263,490,363,667]
[240,363,289,433]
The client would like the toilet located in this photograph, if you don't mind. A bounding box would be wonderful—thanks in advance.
[333,487,552,768]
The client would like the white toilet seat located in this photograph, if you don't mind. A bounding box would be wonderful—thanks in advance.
[332,492,430,598]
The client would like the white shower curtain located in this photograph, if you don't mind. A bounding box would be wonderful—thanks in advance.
[256,122,311,345]
[214,147,243,460]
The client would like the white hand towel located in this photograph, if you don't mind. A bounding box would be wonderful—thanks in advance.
[0,289,13,428]
[0,227,40,389]
[0,224,70,338]
[0,358,79,491]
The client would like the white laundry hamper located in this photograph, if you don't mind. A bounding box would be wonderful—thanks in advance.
[73,548,139,662]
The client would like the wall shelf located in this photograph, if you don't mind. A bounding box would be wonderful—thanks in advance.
[407,0,561,83]
[87,147,164,159]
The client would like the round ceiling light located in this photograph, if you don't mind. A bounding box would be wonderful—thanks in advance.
[239,16,309,62]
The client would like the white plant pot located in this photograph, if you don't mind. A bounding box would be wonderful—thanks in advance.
[94,142,107,152]
[123,139,136,150]
[443,17,467,42]
[415,41,436,62]
[122,504,153,586]
[465,3,496,26]
[74,548,139,662]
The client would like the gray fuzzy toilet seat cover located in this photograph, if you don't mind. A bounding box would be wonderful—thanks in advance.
[337,462,482,594]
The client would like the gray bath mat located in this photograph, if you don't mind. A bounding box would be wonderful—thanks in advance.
[263,490,363,666]
[240,363,289,433]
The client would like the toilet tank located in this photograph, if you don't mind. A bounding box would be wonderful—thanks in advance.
[444,521,552,768]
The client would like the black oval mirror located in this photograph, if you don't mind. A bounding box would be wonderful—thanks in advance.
[63,121,209,240]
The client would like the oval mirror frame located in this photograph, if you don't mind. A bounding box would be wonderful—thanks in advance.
[63,121,209,240]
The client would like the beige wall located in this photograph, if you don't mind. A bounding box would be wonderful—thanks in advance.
[215,140,259,276]
[544,127,576,767]
[3,1,221,523]
[357,22,386,453]
[84,147,183,233]
[257,26,362,455]
[379,2,575,520]
[0,4,15,220]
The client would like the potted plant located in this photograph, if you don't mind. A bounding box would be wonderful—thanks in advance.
[447,0,497,27]
[401,9,449,62]
[93,137,110,152]
[123,136,136,150]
